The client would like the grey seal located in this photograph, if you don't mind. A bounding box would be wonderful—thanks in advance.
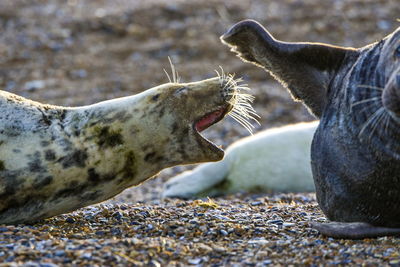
[0,73,257,224]
[221,19,400,238]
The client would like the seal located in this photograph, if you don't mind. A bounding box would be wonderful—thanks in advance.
[163,121,316,199]
[0,71,257,224]
[221,20,400,238]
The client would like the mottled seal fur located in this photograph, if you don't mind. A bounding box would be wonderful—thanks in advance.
[0,74,256,224]
[163,122,316,199]
[221,20,400,238]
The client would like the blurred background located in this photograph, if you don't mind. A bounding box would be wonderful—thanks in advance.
[0,0,399,201]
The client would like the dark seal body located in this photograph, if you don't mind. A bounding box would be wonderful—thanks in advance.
[312,41,400,228]
[221,19,400,238]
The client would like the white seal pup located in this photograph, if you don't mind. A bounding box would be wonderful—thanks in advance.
[0,72,257,224]
[163,121,317,198]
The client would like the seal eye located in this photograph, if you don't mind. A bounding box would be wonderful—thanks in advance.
[174,86,188,96]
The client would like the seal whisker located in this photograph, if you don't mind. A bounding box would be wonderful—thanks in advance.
[170,56,181,83]
[235,96,256,104]
[358,107,385,140]
[230,95,259,116]
[351,96,381,109]
[164,56,180,84]
[229,112,255,133]
[163,69,172,83]
[215,70,259,134]
[215,66,226,87]
[232,108,260,122]
[367,108,386,141]
[222,74,236,92]
[357,84,384,91]
[383,111,392,134]
[232,100,260,118]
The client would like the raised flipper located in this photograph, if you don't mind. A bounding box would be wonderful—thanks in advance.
[311,221,400,239]
[220,19,359,117]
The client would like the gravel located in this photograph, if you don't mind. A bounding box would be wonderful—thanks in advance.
[1,195,400,266]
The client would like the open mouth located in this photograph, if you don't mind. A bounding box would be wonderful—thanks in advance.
[192,104,232,157]
[194,105,232,133]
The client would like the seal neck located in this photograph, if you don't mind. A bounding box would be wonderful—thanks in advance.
[61,91,170,187]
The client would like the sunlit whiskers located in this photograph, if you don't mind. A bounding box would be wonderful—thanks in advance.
[216,66,260,134]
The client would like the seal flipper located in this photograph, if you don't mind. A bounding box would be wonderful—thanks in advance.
[162,160,230,199]
[311,221,400,239]
[220,19,359,117]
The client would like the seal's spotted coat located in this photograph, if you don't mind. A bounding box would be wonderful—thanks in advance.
[0,76,255,224]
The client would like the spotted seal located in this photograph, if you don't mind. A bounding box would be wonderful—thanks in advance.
[221,20,400,238]
[0,71,257,224]
[163,122,316,199]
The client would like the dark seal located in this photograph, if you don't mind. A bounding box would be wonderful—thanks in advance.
[221,19,400,239]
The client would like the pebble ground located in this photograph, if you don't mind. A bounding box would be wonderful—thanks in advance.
[2,194,400,266]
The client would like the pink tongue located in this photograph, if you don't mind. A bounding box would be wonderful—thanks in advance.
[195,109,224,132]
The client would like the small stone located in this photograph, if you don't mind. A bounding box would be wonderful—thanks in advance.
[267,219,283,225]
[65,217,75,223]
[149,260,161,267]
[54,250,65,257]
[283,222,295,227]
[248,239,269,245]
[5,244,14,249]
[111,228,122,235]
[211,245,226,253]
[112,211,123,220]
[39,263,59,267]
[188,258,202,265]
[81,252,92,260]
[251,201,263,206]
[219,229,228,236]
[197,243,212,253]
[95,230,105,236]
[263,259,272,265]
